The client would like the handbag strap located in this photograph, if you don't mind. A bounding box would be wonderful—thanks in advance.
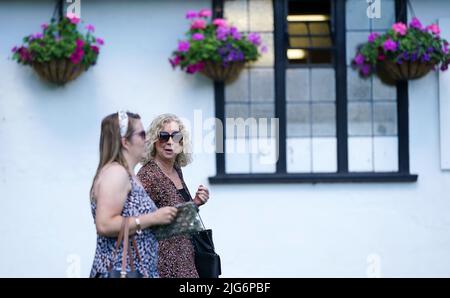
[107,218,127,272]
[120,217,130,277]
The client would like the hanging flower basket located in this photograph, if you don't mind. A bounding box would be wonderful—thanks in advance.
[32,59,87,85]
[352,17,450,85]
[169,8,266,83]
[11,14,104,85]
[200,60,245,83]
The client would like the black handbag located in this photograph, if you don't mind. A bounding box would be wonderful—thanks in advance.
[107,217,145,278]
[192,218,221,278]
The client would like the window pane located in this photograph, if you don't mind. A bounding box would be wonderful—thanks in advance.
[374,136,398,172]
[288,23,308,35]
[312,137,337,172]
[309,50,332,64]
[287,103,311,137]
[224,0,248,31]
[310,37,332,48]
[311,68,335,101]
[308,22,330,35]
[373,102,397,136]
[287,138,312,173]
[312,103,336,136]
[348,102,372,136]
[249,0,274,32]
[348,137,373,172]
[226,104,249,119]
[286,68,310,102]
[250,68,275,102]
[225,69,249,103]
[289,37,310,48]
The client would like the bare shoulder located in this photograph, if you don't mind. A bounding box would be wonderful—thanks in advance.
[97,163,130,189]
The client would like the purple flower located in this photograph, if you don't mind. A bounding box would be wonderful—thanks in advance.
[185,10,198,19]
[427,46,434,53]
[354,53,365,65]
[41,23,49,30]
[230,26,242,40]
[96,38,104,45]
[368,32,379,43]
[411,52,418,62]
[11,46,18,53]
[178,40,190,52]
[422,53,431,62]
[409,17,423,30]
[383,38,398,52]
[85,24,95,32]
[402,52,409,60]
[192,33,205,41]
[248,32,261,46]
[361,64,371,76]
[444,44,449,54]
[441,63,449,71]
[260,45,268,53]
[29,33,43,41]
[216,26,229,41]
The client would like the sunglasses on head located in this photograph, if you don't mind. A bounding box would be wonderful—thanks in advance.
[159,131,183,143]
[132,130,146,140]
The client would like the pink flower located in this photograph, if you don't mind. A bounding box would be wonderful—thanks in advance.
[427,24,441,35]
[354,53,365,65]
[178,40,190,52]
[96,38,104,45]
[70,48,84,64]
[198,9,212,18]
[76,39,85,48]
[377,54,386,61]
[185,10,198,19]
[213,18,227,27]
[85,24,95,32]
[368,32,379,43]
[169,55,181,68]
[90,45,99,54]
[260,45,268,53]
[192,33,205,41]
[191,19,206,30]
[409,17,423,30]
[383,38,398,52]
[41,23,49,30]
[66,12,80,24]
[186,62,205,74]
[392,22,407,36]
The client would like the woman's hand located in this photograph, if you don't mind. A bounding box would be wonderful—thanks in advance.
[152,207,178,225]
[193,185,209,207]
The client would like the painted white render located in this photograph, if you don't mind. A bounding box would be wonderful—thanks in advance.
[1,0,450,277]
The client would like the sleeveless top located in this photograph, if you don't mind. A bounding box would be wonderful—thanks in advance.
[90,176,159,278]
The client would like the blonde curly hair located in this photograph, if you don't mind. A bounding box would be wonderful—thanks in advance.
[142,113,193,167]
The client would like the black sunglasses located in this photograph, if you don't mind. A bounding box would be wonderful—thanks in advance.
[159,131,183,143]
[132,130,146,140]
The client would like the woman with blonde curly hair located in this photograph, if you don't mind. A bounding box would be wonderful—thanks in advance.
[137,113,210,278]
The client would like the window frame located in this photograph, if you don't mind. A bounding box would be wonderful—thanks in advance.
[209,0,417,184]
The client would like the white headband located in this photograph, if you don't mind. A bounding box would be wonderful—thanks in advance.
[118,110,128,137]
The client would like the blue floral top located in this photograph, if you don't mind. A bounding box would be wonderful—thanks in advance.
[90,176,159,278]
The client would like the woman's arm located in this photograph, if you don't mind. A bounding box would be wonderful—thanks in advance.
[95,165,177,237]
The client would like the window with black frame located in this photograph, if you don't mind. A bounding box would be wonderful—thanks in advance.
[209,0,417,184]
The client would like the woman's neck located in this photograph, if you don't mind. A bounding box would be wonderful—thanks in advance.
[123,151,137,175]
[154,156,175,174]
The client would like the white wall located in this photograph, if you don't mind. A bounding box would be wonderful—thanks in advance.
[1,0,450,277]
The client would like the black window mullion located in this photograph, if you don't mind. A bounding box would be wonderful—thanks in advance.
[396,0,411,173]
[335,0,348,173]
[274,0,288,174]
[212,0,225,175]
